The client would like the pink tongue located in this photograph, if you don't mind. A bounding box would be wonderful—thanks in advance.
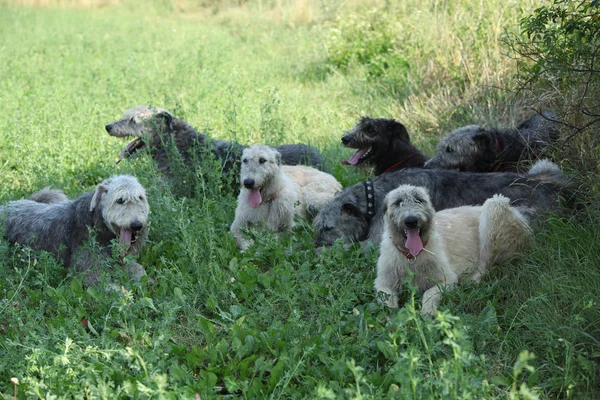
[342,148,368,166]
[405,229,423,256]
[248,188,262,208]
[120,229,132,247]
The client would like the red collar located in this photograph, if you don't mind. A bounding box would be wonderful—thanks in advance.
[263,193,278,204]
[394,241,428,259]
[383,153,418,174]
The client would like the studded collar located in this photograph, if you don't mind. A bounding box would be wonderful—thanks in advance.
[364,179,375,220]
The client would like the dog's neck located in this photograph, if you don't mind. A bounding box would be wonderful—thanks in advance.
[377,145,428,175]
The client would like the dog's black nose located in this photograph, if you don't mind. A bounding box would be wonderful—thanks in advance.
[105,124,113,133]
[243,178,255,189]
[130,220,144,231]
[341,135,351,145]
[404,216,419,229]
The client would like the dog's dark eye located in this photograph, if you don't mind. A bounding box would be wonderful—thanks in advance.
[242,158,248,164]
[446,146,454,153]
[139,196,144,201]
[117,198,125,205]
[395,199,403,206]
[259,158,266,164]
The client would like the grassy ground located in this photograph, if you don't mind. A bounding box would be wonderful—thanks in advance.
[0,1,599,398]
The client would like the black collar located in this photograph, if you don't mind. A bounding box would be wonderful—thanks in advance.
[364,179,375,220]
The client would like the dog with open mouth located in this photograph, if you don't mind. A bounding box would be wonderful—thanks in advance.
[1,175,150,287]
[341,117,429,175]
[374,185,531,315]
[105,106,327,191]
[230,145,341,251]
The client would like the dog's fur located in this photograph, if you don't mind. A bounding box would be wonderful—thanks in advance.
[374,185,531,315]
[1,175,149,286]
[314,160,572,247]
[341,117,428,175]
[231,145,341,250]
[424,112,559,172]
[28,187,69,204]
[105,106,327,183]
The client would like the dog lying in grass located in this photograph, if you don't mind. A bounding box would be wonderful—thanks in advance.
[374,185,531,315]
[341,117,428,175]
[106,106,327,188]
[231,145,341,251]
[1,176,149,287]
[424,112,559,172]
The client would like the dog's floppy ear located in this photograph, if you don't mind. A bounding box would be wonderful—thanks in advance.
[391,120,410,140]
[473,131,490,145]
[341,202,362,218]
[274,150,282,165]
[156,111,174,131]
[90,184,108,212]
[381,199,389,216]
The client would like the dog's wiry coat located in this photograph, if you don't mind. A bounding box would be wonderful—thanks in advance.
[106,106,327,186]
[314,160,572,248]
[2,175,149,286]
[374,185,531,315]
[231,145,341,250]
[424,112,559,172]
[341,117,428,175]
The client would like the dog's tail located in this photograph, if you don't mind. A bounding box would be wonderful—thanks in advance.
[28,187,69,205]
[479,194,532,267]
[528,159,562,176]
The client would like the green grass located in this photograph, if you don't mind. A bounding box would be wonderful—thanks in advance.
[0,1,599,398]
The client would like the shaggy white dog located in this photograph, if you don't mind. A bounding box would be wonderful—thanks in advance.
[231,145,342,250]
[374,185,532,315]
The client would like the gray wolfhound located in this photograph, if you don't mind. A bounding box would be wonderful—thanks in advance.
[105,106,326,183]
[341,117,428,175]
[424,112,559,172]
[231,145,341,250]
[314,160,572,248]
[375,185,531,315]
[1,175,149,286]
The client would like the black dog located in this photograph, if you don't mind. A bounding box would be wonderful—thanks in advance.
[341,117,428,175]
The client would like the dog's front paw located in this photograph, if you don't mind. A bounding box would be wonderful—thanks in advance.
[238,238,254,252]
[375,291,399,308]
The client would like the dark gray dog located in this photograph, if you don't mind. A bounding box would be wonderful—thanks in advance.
[2,175,149,287]
[106,106,326,180]
[314,160,572,247]
[424,112,559,172]
[341,117,428,175]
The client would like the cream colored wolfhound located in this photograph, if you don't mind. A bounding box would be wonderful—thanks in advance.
[230,145,341,250]
[374,184,532,315]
